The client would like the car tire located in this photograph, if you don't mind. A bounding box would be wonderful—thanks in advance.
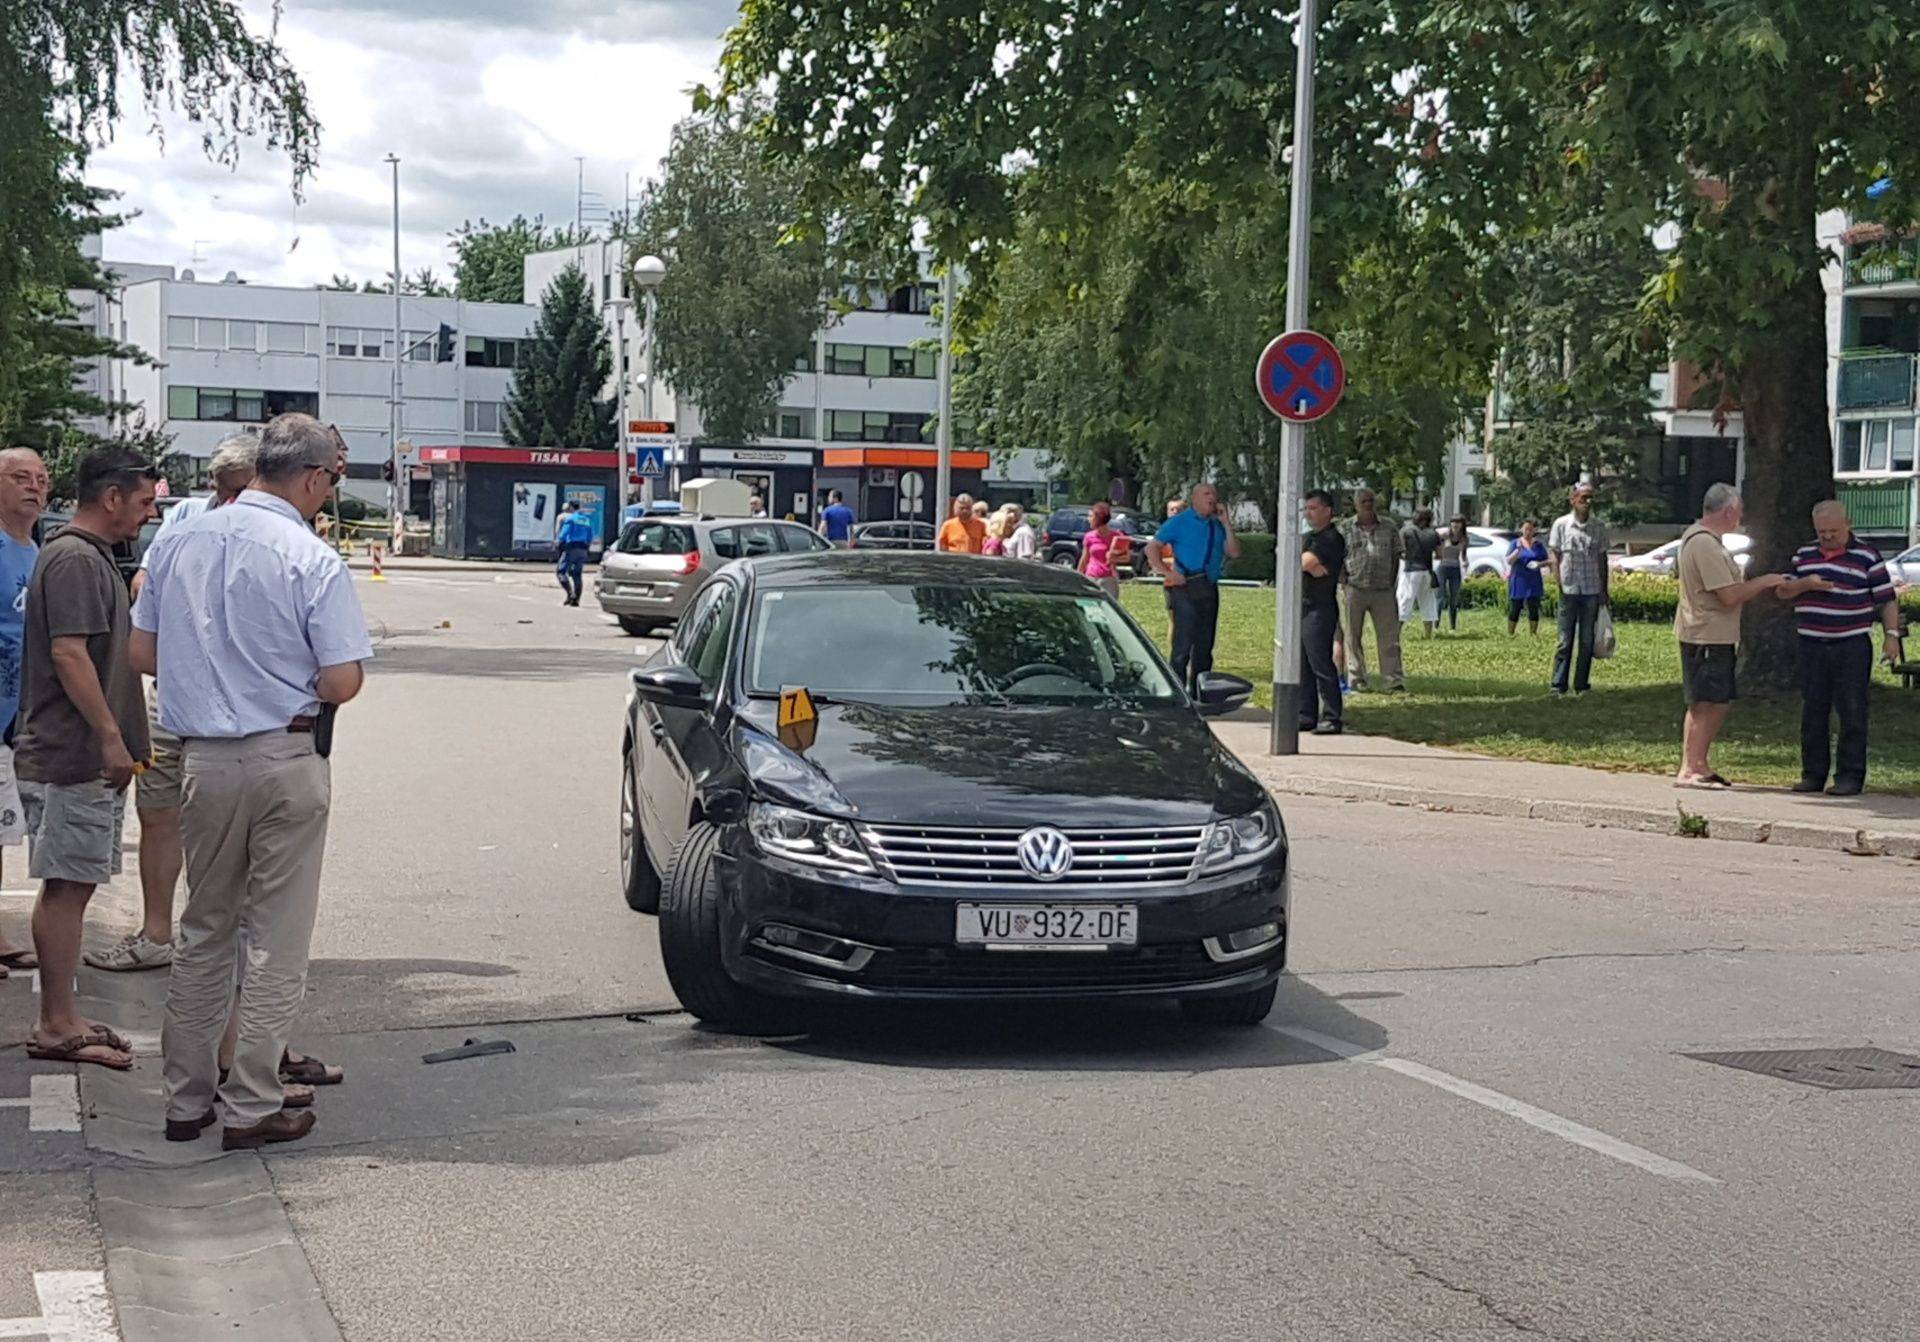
[620,752,661,914]
[1049,548,1077,567]
[657,822,798,1034]
[1178,980,1278,1026]
[617,616,657,637]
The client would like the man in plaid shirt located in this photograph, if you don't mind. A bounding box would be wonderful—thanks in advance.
[1786,500,1903,796]
[1547,482,1611,695]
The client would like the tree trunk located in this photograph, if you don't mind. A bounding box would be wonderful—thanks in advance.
[1734,260,1833,691]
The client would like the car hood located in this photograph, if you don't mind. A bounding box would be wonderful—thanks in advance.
[731,700,1268,828]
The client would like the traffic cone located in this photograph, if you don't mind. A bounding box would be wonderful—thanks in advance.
[369,543,386,582]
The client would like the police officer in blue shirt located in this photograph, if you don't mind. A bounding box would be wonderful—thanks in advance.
[554,501,595,607]
[1147,482,1242,695]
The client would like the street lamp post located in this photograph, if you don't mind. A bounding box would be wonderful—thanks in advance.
[606,293,631,521]
[632,254,667,507]
[1269,0,1318,756]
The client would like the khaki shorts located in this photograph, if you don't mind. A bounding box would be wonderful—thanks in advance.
[20,778,127,885]
[136,690,185,814]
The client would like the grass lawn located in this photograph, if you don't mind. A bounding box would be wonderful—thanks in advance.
[1119,583,1920,795]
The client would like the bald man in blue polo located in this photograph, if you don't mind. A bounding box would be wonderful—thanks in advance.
[1147,483,1241,695]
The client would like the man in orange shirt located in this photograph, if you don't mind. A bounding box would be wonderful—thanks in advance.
[937,493,985,553]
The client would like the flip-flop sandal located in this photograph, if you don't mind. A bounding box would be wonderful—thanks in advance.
[26,1034,134,1071]
[280,1052,344,1086]
[0,950,38,970]
[1675,777,1729,791]
[83,1023,134,1053]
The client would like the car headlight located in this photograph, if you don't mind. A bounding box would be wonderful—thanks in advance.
[747,802,876,875]
[1199,803,1282,873]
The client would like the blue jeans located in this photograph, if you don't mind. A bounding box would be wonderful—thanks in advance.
[1553,592,1601,693]
[556,544,587,602]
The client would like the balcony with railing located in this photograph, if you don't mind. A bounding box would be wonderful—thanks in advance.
[1836,352,1917,411]
[1844,238,1920,287]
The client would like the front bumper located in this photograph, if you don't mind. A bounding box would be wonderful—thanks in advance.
[716,837,1290,1003]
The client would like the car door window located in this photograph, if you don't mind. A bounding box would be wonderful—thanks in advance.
[773,525,828,553]
[619,522,695,555]
[738,524,781,557]
[686,583,739,689]
[710,527,741,561]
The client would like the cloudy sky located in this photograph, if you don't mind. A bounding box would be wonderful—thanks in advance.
[87,0,736,292]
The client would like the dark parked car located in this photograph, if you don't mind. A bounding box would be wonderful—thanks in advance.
[36,506,166,589]
[849,520,936,551]
[620,551,1289,1033]
[1042,506,1154,575]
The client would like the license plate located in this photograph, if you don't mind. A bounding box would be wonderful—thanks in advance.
[955,903,1138,947]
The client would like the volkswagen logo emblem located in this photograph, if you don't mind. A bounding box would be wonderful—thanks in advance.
[1016,827,1074,882]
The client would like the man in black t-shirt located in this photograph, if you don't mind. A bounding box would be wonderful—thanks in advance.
[1300,489,1347,735]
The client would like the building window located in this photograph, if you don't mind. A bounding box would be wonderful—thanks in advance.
[821,342,937,379]
[167,316,195,347]
[166,386,320,422]
[265,322,309,354]
[1895,420,1917,473]
[226,321,257,351]
[792,348,816,373]
[890,283,934,315]
[327,327,390,359]
[464,400,503,435]
[464,336,520,369]
[765,408,813,439]
[404,330,436,363]
[826,409,931,442]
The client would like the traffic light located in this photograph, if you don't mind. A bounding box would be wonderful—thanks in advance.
[381,460,395,483]
[434,323,456,363]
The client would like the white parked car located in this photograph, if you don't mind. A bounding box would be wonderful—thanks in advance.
[1612,532,1752,577]
[1465,528,1512,581]
[1887,543,1920,589]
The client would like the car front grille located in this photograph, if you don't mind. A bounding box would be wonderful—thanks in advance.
[853,941,1246,990]
[858,823,1209,889]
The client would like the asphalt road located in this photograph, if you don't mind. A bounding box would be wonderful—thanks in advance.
[3,566,1918,1340]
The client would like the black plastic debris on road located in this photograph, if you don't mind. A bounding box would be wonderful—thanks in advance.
[1685,1047,1920,1091]
[423,1038,517,1065]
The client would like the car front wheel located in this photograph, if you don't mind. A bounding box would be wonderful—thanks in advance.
[1178,980,1278,1026]
[657,822,800,1034]
[617,616,656,637]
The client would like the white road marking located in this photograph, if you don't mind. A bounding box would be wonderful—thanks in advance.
[1273,1026,1717,1184]
[2,1075,82,1132]
[37,1270,116,1341]
[0,1271,117,1341]
[0,887,37,898]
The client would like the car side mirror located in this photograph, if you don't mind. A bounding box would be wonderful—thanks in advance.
[629,664,707,710]
[1193,672,1253,717]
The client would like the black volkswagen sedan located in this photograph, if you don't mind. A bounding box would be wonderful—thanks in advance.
[620,552,1290,1033]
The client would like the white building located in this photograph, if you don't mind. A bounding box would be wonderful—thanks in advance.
[99,263,536,505]
[523,242,1056,517]
[1821,208,1920,545]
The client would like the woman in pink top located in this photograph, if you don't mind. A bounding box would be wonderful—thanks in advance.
[1078,501,1123,599]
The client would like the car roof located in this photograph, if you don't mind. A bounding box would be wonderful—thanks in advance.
[744,551,1103,592]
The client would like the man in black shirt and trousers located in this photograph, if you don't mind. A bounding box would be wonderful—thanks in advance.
[1299,489,1347,735]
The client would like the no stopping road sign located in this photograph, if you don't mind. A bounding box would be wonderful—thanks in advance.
[1256,330,1346,423]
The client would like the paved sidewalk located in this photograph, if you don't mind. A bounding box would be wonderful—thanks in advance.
[1212,716,1920,861]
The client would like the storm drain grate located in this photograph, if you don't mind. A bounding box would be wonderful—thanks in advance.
[1686,1047,1920,1091]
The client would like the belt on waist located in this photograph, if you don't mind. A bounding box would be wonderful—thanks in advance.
[183,718,315,743]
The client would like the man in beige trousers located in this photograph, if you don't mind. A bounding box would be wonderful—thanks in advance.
[131,414,371,1150]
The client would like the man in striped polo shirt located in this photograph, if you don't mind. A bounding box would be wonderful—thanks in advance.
[1787,500,1904,796]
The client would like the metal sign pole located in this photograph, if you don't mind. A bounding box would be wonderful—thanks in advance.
[1270,0,1317,756]
[934,265,956,527]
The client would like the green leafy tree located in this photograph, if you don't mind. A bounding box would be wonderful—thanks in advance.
[2,0,315,452]
[451,216,592,303]
[629,99,827,445]
[723,0,1915,684]
[504,265,615,450]
[1476,222,1667,529]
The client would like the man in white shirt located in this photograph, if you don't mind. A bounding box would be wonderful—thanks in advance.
[1004,503,1038,560]
[91,432,258,974]
[131,414,372,1150]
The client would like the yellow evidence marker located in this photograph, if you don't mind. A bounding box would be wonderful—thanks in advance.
[777,685,819,752]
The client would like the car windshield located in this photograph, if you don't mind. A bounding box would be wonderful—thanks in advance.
[743,584,1181,705]
[1896,545,1920,565]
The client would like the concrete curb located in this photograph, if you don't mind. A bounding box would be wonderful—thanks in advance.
[1266,774,1920,862]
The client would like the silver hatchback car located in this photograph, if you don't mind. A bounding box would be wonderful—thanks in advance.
[596,516,830,635]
